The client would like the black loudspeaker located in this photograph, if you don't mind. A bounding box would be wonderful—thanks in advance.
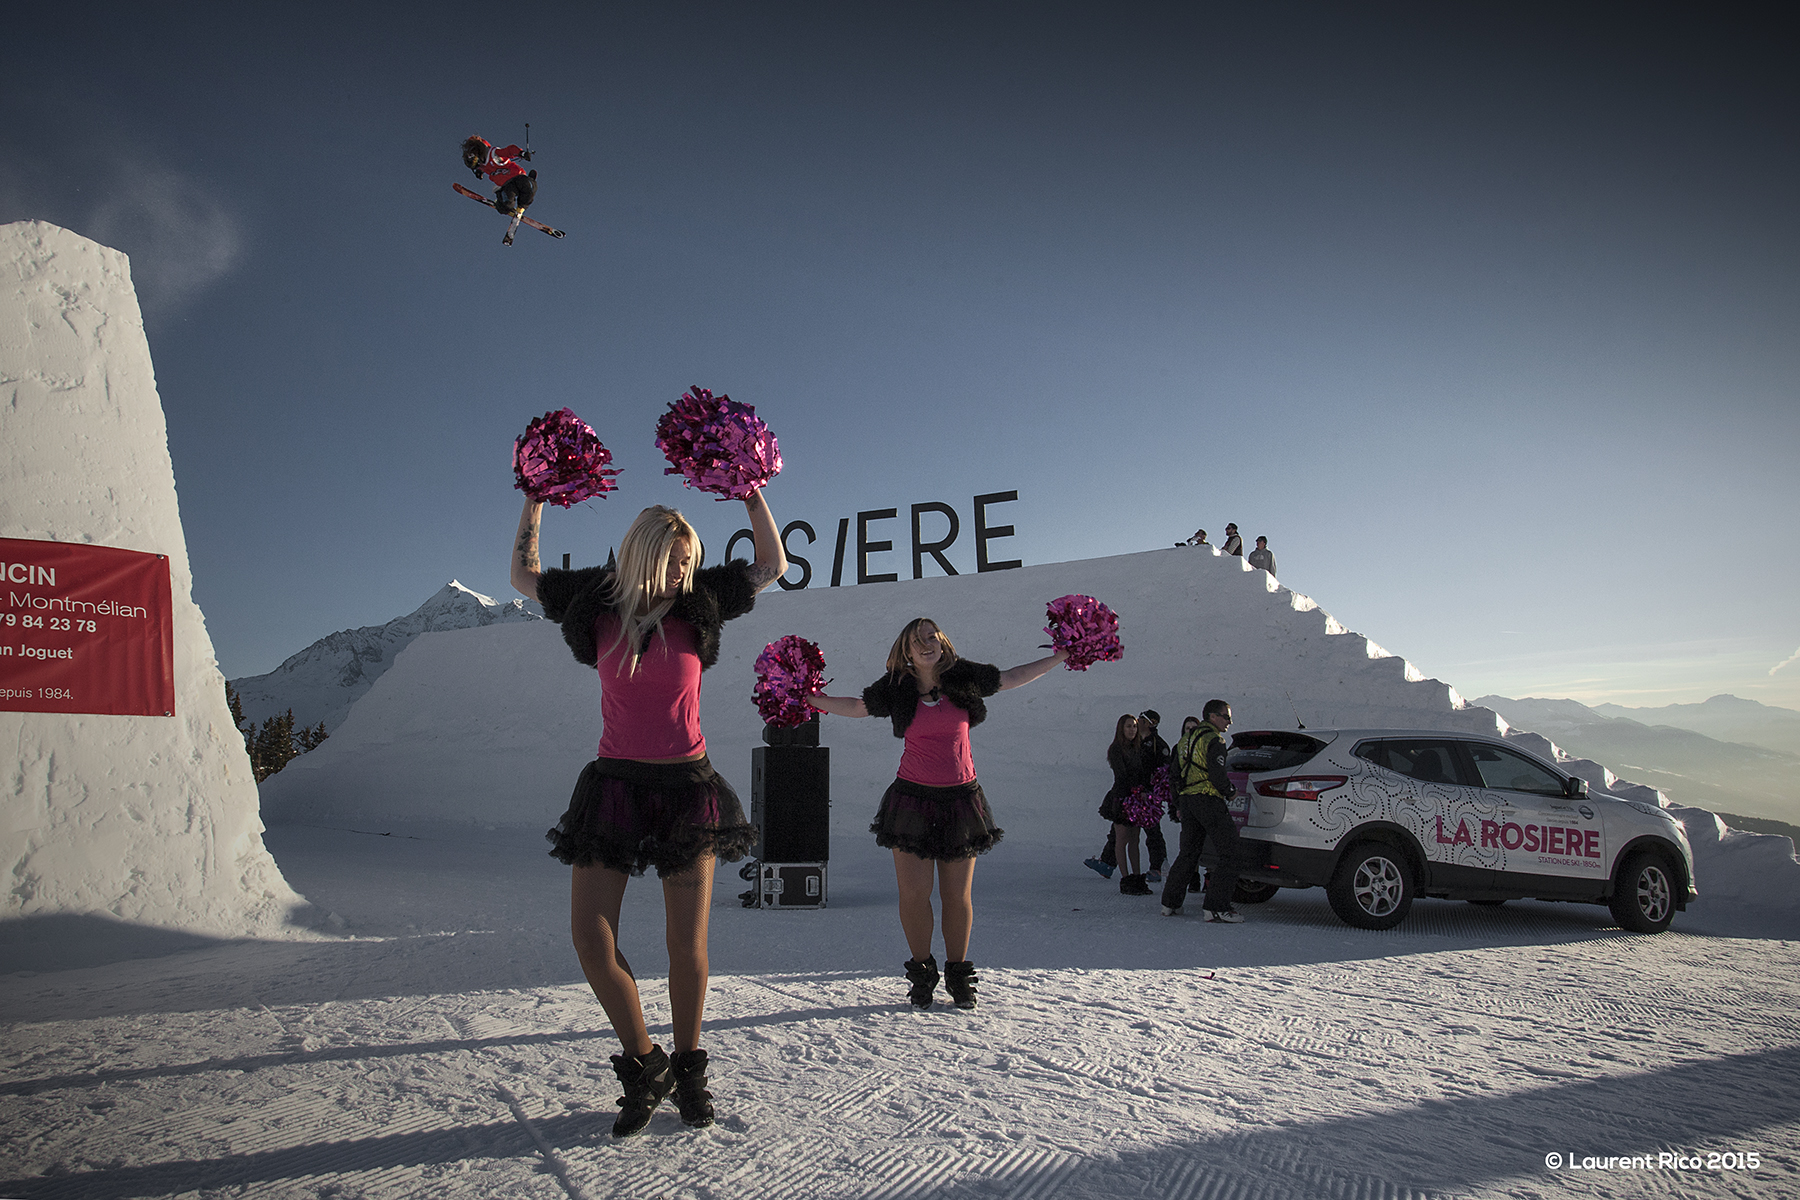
[762,714,821,747]
[751,745,830,862]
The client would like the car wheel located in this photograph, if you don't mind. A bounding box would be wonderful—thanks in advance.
[1233,880,1280,905]
[1327,842,1413,930]
[1610,849,1675,934]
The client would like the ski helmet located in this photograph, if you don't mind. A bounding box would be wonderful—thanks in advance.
[461,136,490,171]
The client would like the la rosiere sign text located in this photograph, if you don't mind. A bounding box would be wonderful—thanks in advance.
[725,490,1023,590]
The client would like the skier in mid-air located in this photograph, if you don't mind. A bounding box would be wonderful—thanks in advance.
[455,130,565,244]
[462,135,537,214]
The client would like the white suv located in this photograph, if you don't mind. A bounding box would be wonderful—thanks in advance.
[1220,729,1697,932]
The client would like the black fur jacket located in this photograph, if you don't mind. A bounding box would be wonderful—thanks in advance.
[861,659,1003,738]
[535,559,757,670]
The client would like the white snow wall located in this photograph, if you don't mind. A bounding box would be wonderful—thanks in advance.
[260,540,1508,841]
[1,221,306,937]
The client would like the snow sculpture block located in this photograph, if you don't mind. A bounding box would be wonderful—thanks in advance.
[0,220,306,937]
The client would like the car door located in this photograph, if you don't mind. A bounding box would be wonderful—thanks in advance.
[1457,740,1606,895]
[1358,738,1498,889]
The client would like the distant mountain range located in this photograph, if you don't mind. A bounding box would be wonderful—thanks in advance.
[1477,694,1800,826]
[1591,694,1800,759]
[229,582,542,734]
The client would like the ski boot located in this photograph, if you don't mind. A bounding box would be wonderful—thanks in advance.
[609,1045,674,1137]
[904,955,939,1009]
[670,1049,716,1128]
[944,960,979,1010]
[1083,856,1115,879]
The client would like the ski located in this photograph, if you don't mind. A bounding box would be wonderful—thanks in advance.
[453,183,566,240]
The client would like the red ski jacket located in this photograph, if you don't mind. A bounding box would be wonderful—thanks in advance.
[475,145,529,188]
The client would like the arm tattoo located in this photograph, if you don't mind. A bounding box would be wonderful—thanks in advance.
[747,561,781,589]
[516,527,540,573]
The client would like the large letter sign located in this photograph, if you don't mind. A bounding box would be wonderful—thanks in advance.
[0,539,175,717]
[728,490,1024,589]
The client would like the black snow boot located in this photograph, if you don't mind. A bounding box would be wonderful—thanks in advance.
[904,954,939,1009]
[670,1048,715,1128]
[609,1045,674,1137]
[944,960,979,1010]
[1120,872,1152,896]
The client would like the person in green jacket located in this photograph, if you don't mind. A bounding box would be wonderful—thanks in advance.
[1160,699,1244,922]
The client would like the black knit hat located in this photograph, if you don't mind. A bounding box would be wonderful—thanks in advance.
[1139,709,1160,725]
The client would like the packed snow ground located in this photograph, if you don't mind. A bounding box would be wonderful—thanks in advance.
[3,819,1797,1200]
[8,544,1800,1198]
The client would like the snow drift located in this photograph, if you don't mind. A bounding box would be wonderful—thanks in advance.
[0,220,305,938]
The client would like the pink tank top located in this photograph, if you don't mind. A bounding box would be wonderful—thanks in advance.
[592,614,705,760]
[897,697,977,786]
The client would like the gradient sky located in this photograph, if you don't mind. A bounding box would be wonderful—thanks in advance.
[5,2,1796,709]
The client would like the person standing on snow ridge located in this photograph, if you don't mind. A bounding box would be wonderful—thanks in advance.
[1221,525,1243,556]
[463,135,537,215]
[1247,536,1277,576]
[1160,699,1245,922]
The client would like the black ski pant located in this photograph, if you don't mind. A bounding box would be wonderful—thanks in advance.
[495,173,538,213]
[1098,820,1167,871]
[1160,792,1240,912]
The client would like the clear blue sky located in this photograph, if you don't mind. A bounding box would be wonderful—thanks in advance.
[5,2,1796,708]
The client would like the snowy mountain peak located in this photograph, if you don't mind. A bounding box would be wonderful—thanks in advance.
[229,581,544,733]
[393,580,540,634]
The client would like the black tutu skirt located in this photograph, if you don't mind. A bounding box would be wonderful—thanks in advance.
[870,777,1003,862]
[1098,789,1129,823]
[547,756,756,877]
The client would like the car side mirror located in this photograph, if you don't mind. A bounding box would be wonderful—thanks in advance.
[1564,776,1588,799]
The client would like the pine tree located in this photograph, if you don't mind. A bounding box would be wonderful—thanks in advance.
[225,680,254,761]
[252,709,300,782]
[225,682,327,781]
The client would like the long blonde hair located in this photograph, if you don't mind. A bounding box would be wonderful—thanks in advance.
[604,506,702,671]
[885,617,958,682]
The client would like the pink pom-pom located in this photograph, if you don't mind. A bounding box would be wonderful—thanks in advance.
[513,408,620,507]
[752,635,828,727]
[655,385,782,500]
[1120,766,1171,828]
[1044,594,1123,671]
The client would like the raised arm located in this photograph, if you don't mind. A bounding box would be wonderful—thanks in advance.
[808,693,869,718]
[743,488,789,593]
[511,498,544,601]
[997,649,1068,692]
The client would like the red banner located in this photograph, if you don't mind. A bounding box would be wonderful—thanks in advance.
[0,538,175,717]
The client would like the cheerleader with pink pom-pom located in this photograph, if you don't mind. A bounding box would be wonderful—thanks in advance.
[806,618,1067,1011]
[508,395,786,1137]
[1100,714,1157,896]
